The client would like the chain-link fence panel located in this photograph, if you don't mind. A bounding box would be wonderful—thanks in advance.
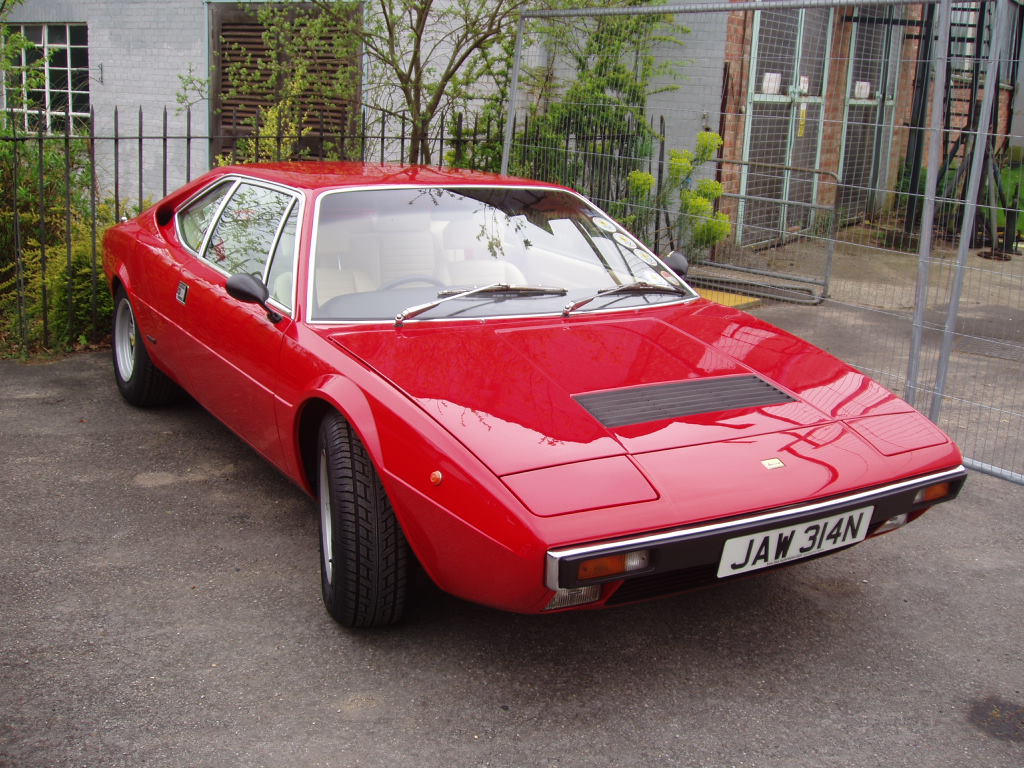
[503,0,1024,483]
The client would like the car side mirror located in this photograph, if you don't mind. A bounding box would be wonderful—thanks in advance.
[663,250,689,277]
[226,273,283,324]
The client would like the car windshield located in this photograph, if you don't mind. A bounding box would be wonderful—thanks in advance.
[309,185,696,322]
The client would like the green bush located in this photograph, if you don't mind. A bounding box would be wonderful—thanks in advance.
[50,205,116,348]
[0,131,109,355]
[624,131,730,256]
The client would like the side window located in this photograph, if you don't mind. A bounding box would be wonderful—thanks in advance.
[266,206,299,309]
[202,183,293,277]
[177,182,233,253]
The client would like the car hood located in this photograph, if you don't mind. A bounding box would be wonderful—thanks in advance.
[328,301,946,483]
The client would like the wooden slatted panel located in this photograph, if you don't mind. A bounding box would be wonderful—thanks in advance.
[210,3,362,159]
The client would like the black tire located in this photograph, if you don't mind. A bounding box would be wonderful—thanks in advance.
[317,412,409,627]
[111,287,178,407]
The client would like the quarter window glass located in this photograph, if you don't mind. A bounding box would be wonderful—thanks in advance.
[178,183,233,253]
[203,183,293,276]
[266,205,299,309]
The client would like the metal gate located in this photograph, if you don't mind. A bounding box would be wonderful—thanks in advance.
[739,6,833,244]
[838,6,903,221]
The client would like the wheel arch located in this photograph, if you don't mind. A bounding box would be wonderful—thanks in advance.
[293,377,383,497]
[108,269,130,299]
[296,396,334,495]
[292,376,554,612]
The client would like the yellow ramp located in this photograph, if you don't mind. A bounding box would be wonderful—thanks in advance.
[700,288,761,310]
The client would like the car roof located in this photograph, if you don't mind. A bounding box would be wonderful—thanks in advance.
[205,162,567,194]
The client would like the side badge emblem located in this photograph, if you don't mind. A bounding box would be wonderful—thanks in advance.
[761,458,785,470]
[176,282,189,305]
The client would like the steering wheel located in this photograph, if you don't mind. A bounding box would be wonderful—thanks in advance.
[381,275,446,290]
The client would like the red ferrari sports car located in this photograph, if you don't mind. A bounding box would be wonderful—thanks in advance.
[103,162,965,627]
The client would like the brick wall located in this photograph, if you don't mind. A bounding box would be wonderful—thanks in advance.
[719,7,755,214]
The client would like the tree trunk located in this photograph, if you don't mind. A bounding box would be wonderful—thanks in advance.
[407,117,432,165]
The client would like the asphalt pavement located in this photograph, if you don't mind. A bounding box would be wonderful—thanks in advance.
[1,349,1022,768]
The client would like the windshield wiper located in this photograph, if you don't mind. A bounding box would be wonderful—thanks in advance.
[562,281,691,317]
[395,283,567,327]
[436,284,566,298]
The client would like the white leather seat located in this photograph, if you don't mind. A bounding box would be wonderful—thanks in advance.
[442,217,526,286]
[349,211,447,286]
[314,267,376,308]
[447,259,526,286]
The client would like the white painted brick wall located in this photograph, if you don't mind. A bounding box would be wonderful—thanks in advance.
[9,0,209,201]
[648,14,729,160]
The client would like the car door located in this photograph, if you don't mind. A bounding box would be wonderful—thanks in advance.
[174,180,301,466]
[131,179,236,378]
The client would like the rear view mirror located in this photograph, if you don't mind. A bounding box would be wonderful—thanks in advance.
[663,250,689,277]
[226,273,283,324]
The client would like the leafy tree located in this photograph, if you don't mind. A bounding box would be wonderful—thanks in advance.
[190,0,687,167]
[492,0,688,249]
[180,2,363,163]
[443,28,520,172]
[188,0,538,165]
[446,1,689,186]
[308,0,542,164]
[224,3,361,159]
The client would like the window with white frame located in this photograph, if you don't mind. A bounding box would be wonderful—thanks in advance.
[3,23,90,134]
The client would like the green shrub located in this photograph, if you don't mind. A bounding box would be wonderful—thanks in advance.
[1,2,111,356]
[0,131,108,355]
[624,131,730,256]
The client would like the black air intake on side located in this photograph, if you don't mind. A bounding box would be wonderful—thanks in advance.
[574,375,795,428]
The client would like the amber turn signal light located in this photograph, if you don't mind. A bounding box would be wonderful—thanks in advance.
[577,550,650,581]
[914,481,952,505]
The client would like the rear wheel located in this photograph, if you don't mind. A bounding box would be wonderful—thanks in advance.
[111,287,178,406]
[317,412,408,627]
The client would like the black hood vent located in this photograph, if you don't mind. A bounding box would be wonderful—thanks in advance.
[574,375,795,428]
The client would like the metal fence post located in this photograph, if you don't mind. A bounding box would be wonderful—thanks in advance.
[138,108,144,214]
[928,0,1009,424]
[113,107,120,218]
[11,121,27,352]
[186,106,192,183]
[500,14,526,176]
[37,120,49,349]
[89,108,98,331]
[162,107,169,198]
[906,0,951,410]
[64,108,73,343]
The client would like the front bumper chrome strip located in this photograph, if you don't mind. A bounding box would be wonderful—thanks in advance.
[544,465,967,590]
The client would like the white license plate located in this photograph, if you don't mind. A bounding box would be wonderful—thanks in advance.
[717,507,873,578]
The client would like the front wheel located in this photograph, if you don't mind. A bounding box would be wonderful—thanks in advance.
[111,287,178,406]
[317,412,409,627]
